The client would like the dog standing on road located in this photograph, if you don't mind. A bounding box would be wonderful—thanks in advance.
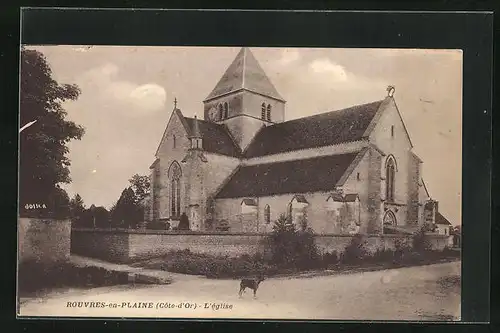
[238,276,265,299]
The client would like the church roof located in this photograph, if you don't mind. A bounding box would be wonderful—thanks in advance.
[204,47,285,102]
[344,194,359,202]
[241,198,257,206]
[435,212,452,225]
[215,152,360,199]
[244,100,384,157]
[184,117,241,157]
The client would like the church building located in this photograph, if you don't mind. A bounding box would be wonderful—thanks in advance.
[148,47,444,235]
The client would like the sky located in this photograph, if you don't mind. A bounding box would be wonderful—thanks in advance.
[24,45,463,225]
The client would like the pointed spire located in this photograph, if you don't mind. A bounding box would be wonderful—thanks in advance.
[173,97,178,109]
[204,47,284,102]
[189,115,202,139]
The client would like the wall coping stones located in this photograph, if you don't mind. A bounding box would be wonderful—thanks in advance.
[71,228,448,239]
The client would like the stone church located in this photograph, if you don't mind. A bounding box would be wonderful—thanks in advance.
[148,47,446,234]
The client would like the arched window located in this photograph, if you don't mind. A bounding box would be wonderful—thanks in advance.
[386,157,396,202]
[168,161,182,217]
[383,210,397,226]
[261,103,266,120]
[223,102,229,119]
[264,205,271,224]
[218,104,223,120]
[266,104,272,121]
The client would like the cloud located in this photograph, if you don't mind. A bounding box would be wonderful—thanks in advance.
[130,84,167,111]
[306,58,387,91]
[79,63,167,115]
[309,58,348,82]
[271,56,390,119]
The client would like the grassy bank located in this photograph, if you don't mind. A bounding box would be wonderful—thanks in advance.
[131,247,460,279]
[18,260,129,296]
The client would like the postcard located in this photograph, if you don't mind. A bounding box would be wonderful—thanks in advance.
[18,45,462,321]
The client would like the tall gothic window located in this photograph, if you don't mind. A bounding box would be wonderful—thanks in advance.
[266,104,272,121]
[169,161,182,217]
[264,205,271,224]
[386,157,396,202]
[218,104,223,120]
[261,103,266,120]
[223,102,229,119]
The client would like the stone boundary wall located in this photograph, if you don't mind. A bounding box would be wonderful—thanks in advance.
[71,228,451,263]
[18,218,72,266]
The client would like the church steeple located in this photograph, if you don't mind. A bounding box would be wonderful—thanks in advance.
[203,47,287,151]
[204,47,284,103]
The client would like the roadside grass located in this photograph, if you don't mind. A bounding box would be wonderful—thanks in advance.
[130,247,460,280]
[18,260,129,297]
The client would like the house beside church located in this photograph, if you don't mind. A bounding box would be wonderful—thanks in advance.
[148,47,447,235]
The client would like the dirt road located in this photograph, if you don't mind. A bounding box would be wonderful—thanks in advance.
[19,261,460,321]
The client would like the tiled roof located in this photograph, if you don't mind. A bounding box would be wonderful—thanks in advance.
[327,192,345,202]
[244,100,384,157]
[344,194,359,202]
[326,193,359,202]
[241,198,257,206]
[216,152,360,199]
[204,47,284,102]
[435,212,452,225]
[149,159,159,169]
[184,117,240,157]
[293,195,309,203]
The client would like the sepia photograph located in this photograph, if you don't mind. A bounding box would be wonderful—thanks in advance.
[17,45,462,321]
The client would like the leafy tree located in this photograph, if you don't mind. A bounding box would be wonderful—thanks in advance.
[69,193,86,227]
[267,213,319,269]
[412,226,433,253]
[92,206,111,228]
[19,47,85,219]
[342,234,368,264]
[128,174,150,204]
[110,187,142,228]
[128,174,151,221]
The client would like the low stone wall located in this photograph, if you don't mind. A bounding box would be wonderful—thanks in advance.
[18,218,72,265]
[424,233,454,251]
[70,229,130,262]
[71,228,451,263]
[71,229,266,262]
[315,234,412,255]
[128,233,264,260]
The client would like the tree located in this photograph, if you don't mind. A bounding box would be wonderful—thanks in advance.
[129,174,150,204]
[93,206,111,228]
[128,174,151,222]
[110,187,142,228]
[19,47,85,219]
[69,194,86,227]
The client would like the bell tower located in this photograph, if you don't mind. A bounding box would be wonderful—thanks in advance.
[203,47,286,152]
